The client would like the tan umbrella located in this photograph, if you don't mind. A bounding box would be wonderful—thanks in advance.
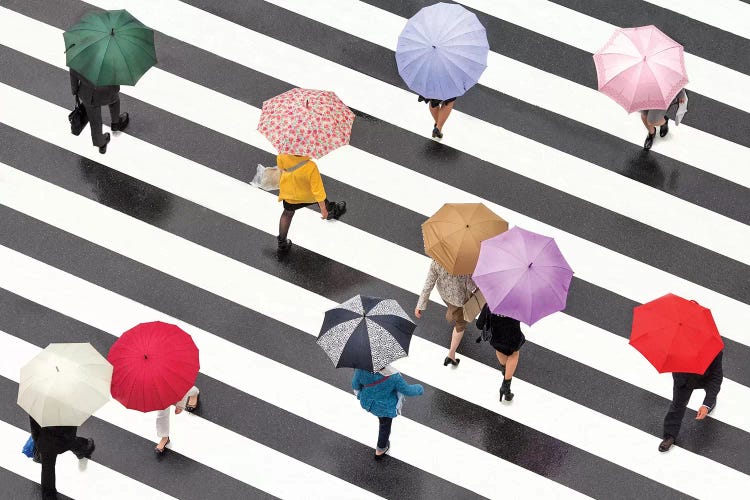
[18,343,113,427]
[422,203,508,275]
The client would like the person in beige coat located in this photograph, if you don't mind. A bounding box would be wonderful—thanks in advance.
[415,259,477,366]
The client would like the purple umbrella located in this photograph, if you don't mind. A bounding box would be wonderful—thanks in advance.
[396,2,489,101]
[473,227,574,326]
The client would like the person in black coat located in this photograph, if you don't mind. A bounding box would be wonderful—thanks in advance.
[476,304,526,402]
[29,416,96,499]
[70,69,129,154]
[659,350,723,452]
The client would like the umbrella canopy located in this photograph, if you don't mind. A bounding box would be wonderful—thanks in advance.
[396,2,489,100]
[108,321,199,412]
[593,25,688,113]
[18,343,112,427]
[257,88,355,159]
[630,294,724,374]
[422,203,508,275]
[63,9,157,86]
[473,227,574,325]
[317,295,415,372]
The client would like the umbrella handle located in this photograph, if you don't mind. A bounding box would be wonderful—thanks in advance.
[64,43,76,53]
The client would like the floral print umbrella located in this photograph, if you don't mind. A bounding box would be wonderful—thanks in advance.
[257,88,355,159]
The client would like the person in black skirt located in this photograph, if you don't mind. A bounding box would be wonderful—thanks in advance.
[476,304,525,401]
[418,95,456,138]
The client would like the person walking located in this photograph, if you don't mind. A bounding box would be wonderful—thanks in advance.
[276,153,346,255]
[415,259,477,367]
[641,88,687,150]
[154,386,200,454]
[418,95,456,139]
[476,304,525,402]
[352,364,424,458]
[29,416,95,500]
[659,350,723,452]
[70,69,129,154]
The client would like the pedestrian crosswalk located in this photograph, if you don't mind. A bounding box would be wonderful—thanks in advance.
[0,0,748,499]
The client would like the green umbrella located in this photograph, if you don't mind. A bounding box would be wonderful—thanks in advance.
[63,10,157,87]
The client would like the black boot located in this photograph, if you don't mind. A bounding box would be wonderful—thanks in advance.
[499,378,514,402]
[98,133,111,154]
[659,116,669,137]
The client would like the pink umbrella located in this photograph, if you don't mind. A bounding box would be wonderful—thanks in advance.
[472,227,574,326]
[593,25,688,113]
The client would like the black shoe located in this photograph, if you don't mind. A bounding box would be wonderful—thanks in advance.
[326,201,347,220]
[277,237,292,254]
[499,378,514,402]
[185,393,200,412]
[374,441,390,460]
[659,117,669,137]
[658,435,675,452]
[74,438,95,459]
[111,113,129,132]
[432,126,443,139]
[155,437,170,455]
[98,133,111,154]
[643,132,655,150]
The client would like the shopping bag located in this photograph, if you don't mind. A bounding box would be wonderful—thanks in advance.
[462,288,486,321]
[22,435,35,458]
[250,164,281,191]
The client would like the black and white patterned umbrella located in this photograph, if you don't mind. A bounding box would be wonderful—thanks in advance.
[317,295,416,372]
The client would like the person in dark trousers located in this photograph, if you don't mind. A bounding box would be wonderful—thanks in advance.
[70,69,129,154]
[29,416,95,499]
[352,364,423,459]
[659,350,723,452]
[476,304,525,402]
[640,88,686,150]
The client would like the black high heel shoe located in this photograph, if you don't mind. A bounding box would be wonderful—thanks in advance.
[155,438,170,454]
[443,356,460,366]
[185,393,200,412]
[499,378,514,402]
[432,126,443,139]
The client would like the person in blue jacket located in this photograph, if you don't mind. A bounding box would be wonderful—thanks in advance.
[352,365,424,458]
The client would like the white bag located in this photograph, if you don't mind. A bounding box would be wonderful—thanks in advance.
[250,164,281,191]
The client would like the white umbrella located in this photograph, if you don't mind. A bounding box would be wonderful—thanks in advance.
[17,343,113,427]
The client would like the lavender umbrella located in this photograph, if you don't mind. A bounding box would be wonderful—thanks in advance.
[473,227,574,326]
[396,2,489,101]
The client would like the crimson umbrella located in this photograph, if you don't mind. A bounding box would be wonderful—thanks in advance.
[107,321,200,412]
[630,294,723,374]
[472,226,574,326]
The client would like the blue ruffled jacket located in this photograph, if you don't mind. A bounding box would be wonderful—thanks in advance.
[352,369,424,418]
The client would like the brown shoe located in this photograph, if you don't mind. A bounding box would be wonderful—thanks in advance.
[658,435,675,452]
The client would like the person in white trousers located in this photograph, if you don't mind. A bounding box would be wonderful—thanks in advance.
[155,386,200,454]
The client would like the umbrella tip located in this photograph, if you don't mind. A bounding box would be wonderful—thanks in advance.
[111,28,115,36]
[55,366,59,372]
[144,354,148,360]
[528,262,533,268]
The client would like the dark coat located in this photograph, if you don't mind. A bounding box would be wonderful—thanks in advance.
[29,416,81,455]
[672,350,723,408]
[70,69,120,107]
[476,304,525,355]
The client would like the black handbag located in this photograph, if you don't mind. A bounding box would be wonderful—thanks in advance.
[68,96,88,136]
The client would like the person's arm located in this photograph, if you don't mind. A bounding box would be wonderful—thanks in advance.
[415,261,438,316]
[395,374,424,397]
[701,351,723,410]
[308,164,328,219]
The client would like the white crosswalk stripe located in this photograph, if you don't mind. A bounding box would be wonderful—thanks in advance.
[0,0,748,499]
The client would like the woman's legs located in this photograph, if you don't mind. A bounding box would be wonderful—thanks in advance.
[504,351,520,380]
[428,104,439,125]
[436,101,455,132]
[376,417,393,455]
[447,326,466,361]
[499,350,520,402]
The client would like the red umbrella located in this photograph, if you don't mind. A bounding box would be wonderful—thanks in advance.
[630,294,723,374]
[108,321,200,412]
